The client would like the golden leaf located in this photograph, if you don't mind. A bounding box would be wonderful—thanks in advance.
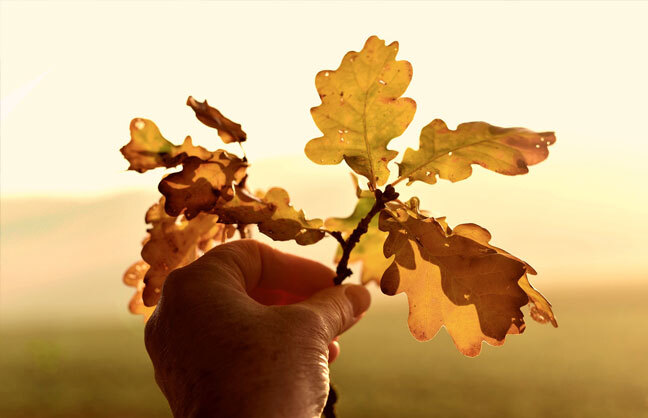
[139,198,234,306]
[120,118,211,172]
[398,119,555,185]
[257,188,325,245]
[379,207,556,356]
[122,260,156,320]
[305,36,416,187]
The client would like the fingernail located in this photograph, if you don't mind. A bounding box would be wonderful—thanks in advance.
[344,285,371,317]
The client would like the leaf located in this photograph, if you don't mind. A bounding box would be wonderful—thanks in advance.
[158,152,248,219]
[187,96,247,143]
[379,207,556,356]
[451,223,557,327]
[305,36,416,188]
[398,119,556,185]
[140,198,235,306]
[120,118,212,172]
[123,260,156,320]
[257,188,325,245]
[325,175,389,283]
[212,187,275,225]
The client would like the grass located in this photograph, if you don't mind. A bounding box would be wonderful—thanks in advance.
[1,284,647,418]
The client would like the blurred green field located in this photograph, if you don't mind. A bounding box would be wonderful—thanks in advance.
[1,284,647,418]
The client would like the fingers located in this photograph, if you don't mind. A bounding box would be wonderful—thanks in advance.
[328,340,340,363]
[175,240,336,304]
[292,284,371,342]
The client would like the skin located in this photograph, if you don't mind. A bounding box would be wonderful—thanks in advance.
[145,239,371,418]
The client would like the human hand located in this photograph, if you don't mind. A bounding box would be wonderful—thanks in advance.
[144,239,371,418]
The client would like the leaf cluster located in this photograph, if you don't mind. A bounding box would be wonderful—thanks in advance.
[122,36,557,356]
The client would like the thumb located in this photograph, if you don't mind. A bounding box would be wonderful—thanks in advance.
[293,284,371,342]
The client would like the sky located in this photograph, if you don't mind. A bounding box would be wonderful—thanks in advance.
[1,1,647,291]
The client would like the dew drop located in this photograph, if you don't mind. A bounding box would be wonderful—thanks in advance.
[340,137,345,142]
[443,243,450,247]
[134,119,145,130]
[299,228,307,234]
[378,79,386,85]
[463,293,470,300]
[426,171,431,176]
[540,137,545,142]
[343,129,348,134]
[324,71,330,77]
[535,144,540,148]
[448,151,453,156]
[338,129,344,134]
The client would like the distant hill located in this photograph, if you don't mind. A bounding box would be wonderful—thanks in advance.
[2,156,645,325]
[0,158,349,325]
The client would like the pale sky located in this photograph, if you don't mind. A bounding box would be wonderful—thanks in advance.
[1,1,647,286]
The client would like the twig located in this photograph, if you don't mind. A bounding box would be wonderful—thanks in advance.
[333,185,399,285]
[324,230,346,247]
[237,224,248,239]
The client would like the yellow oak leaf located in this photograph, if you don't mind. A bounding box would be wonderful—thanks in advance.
[120,118,212,173]
[397,119,555,185]
[305,36,416,188]
[379,207,556,356]
[258,188,325,245]
[139,198,234,306]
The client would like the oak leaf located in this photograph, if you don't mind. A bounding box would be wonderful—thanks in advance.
[187,96,247,144]
[212,187,275,225]
[305,36,416,187]
[158,153,248,219]
[140,198,235,306]
[122,260,155,320]
[452,223,557,327]
[257,188,325,245]
[379,208,556,356]
[120,118,211,172]
[398,119,555,185]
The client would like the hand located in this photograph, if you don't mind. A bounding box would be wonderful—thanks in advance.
[144,239,371,418]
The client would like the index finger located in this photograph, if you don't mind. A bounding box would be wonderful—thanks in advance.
[184,239,337,305]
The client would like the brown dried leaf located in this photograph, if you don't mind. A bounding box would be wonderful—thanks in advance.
[123,260,156,320]
[187,96,247,143]
[158,152,248,219]
[398,119,555,185]
[212,187,275,225]
[140,198,234,306]
[379,207,556,356]
[120,118,211,172]
[258,188,325,245]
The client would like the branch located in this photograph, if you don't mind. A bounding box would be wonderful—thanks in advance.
[325,230,346,247]
[333,185,399,285]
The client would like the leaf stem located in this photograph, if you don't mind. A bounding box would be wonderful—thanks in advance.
[333,185,399,285]
[390,176,406,187]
